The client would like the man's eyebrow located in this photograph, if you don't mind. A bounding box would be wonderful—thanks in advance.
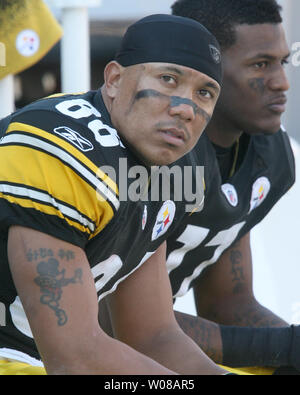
[157,66,220,93]
[249,52,291,61]
[204,81,220,93]
[158,66,184,75]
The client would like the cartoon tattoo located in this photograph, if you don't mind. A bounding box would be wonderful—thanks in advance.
[34,257,83,326]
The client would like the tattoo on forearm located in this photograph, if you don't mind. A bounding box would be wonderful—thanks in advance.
[175,311,222,363]
[230,241,246,294]
[228,240,288,327]
[28,250,83,326]
[232,304,288,327]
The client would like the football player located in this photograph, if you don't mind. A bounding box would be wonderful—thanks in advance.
[167,0,299,374]
[0,14,228,375]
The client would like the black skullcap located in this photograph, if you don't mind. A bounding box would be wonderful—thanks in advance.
[115,14,222,85]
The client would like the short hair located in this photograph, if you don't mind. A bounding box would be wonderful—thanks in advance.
[171,0,282,50]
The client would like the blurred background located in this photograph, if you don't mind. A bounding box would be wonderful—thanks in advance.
[1,0,299,323]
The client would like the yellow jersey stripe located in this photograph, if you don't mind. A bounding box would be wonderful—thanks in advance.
[6,122,119,197]
[0,191,91,235]
[1,130,119,212]
[0,144,114,235]
[43,93,85,99]
[0,183,95,232]
[0,360,46,375]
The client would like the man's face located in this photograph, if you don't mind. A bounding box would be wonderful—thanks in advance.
[108,62,220,166]
[217,23,290,135]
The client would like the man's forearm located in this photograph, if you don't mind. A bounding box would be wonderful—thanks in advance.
[46,333,178,375]
[215,300,289,328]
[175,306,289,364]
[175,310,300,371]
[134,323,226,375]
[175,311,223,363]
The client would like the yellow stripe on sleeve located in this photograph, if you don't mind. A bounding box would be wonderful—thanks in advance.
[0,145,114,236]
[0,192,93,235]
[6,122,119,197]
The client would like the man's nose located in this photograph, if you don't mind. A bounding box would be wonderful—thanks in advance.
[168,96,196,122]
[268,65,290,92]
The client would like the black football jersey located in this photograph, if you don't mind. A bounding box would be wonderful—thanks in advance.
[167,128,295,299]
[0,90,198,362]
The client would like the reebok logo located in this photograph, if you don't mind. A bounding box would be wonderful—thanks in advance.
[54,126,94,152]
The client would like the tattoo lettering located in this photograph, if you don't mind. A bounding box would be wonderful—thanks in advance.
[230,248,246,295]
[26,248,53,262]
[34,256,83,326]
[27,248,75,262]
[57,249,75,261]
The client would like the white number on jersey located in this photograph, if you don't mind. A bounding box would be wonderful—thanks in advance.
[55,98,124,148]
[167,221,246,297]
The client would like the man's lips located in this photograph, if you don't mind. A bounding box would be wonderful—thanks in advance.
[158,128,187,146]
[267,95,287,114]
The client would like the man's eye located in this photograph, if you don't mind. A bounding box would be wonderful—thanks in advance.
[161,75,176,84]
[198,89,213,99]
[254,61,268,69]
[281,59,290,67]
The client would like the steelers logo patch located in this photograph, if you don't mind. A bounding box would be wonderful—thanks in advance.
[152,200,176,241]
[16,29,40,57]
[248,177,271,214]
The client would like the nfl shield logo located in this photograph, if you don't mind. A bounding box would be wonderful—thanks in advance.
[221,184,238,207]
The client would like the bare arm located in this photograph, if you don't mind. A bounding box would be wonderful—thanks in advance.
[174,232,288,364]
[8,226,178,375]
[107,242,227,375]
[174,311,223,363]
[193,232,288,327]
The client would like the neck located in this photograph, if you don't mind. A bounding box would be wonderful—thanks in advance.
[206,111,243,148]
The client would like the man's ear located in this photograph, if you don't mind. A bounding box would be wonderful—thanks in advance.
[104,61,124,99]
